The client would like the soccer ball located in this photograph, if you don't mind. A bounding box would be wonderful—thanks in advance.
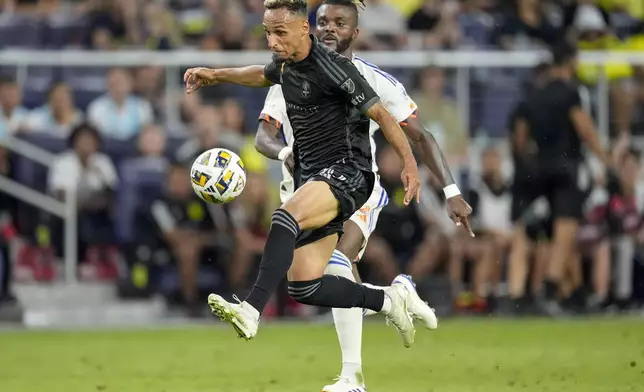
[190,148,246,204]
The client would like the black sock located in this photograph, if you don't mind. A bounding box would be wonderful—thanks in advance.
[288,275,385,311]
[245,209,299,313]
[544,280,558,301]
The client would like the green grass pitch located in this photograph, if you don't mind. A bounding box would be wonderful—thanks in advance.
[1,318,643,392]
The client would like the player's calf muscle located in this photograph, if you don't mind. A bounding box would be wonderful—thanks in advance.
[336,221,365,262]
[281,181,339,230]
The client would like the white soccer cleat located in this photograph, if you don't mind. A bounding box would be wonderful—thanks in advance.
[322,376,367,392]
[393,274,438,330]
[207,294,259,340]
[382,284,415,348]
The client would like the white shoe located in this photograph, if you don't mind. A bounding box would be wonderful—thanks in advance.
[322,376,367,392]
[393,274,438,330]
[382,284,415,348]
[207,294,259,340]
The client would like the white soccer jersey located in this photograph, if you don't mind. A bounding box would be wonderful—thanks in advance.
[259,55,418,174]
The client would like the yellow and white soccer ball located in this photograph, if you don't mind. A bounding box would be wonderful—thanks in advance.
[190,148,246,204]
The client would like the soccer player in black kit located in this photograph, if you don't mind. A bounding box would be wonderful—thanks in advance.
[512,42,610,316]
[184,0,421,347]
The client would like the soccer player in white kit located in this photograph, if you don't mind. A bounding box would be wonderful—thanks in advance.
[254,1,474,391]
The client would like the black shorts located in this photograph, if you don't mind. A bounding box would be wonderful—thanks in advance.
[512,159,585,223]
[294,162,375,249]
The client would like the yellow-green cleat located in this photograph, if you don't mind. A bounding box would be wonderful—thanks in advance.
[208,293,259,340]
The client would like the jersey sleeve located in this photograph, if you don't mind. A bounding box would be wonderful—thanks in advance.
[373,77,418,125]
[328,56,380,114]
[259,85,287,128]
[264,61,282,85]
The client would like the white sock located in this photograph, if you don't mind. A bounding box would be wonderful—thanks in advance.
[362,283,386,316]
[325,250,363,381]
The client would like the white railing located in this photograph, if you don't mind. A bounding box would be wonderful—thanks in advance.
[0,50,642,283]
[0,136,78,283]
[1,49,634,140]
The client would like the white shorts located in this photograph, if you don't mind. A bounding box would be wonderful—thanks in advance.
[279,162,388,261]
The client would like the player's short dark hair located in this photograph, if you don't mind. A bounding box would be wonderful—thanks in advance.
[551,41,578,66]
[321,0,365,24]
[68,122,102,149]
[264,0,308,16]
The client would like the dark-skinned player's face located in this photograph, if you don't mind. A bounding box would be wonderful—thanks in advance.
[315,4,358,54]
[263,8,310,61]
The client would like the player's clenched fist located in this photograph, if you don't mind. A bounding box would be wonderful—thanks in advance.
[401,162,420,205]
[184,67,218,94]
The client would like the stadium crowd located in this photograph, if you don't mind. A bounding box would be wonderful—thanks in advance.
[0,0,643,318]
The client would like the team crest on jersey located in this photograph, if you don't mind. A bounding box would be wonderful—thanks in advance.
[302,80,311,98]
[340,78,355,94]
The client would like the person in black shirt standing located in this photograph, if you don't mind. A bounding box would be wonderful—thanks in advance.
[183,0,421,346]
[512,42,610,316]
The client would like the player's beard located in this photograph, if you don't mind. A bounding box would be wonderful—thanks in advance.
[334,37,353,56]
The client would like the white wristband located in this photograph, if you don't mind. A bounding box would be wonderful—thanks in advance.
[278,147,292,161]
[443,184,461,199]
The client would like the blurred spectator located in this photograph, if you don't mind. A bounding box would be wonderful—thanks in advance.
[454,147,512,312]
[48,123,118,263]
[606,148,642,308]
[215,6,249,50]
[142,1,183,50]
[90,26,117,51]
[575,184,612,310]
[144,161,222,316]
[0,77,28,136]
[408,0,462,49]
[363,145,443,284]
[85,0,142,48]
[179,90,203,125]
[219,99,246,150]
[570,2,636,136]
[173,0,223,44]
[0,146,17,305]
[200,34,222,51]
[175,106,221,163]
[358,0,407,50]
[22,82,83,137]
[132,67,165,119]
[136,123,169,170]
[492,0,560,50]
[411,67,468,168]
[87,68,153,140]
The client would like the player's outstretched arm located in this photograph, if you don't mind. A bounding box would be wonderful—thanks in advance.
[403,115,474,236]
[365,102,420,205]
[402,115,455,188]
[184,65,272,93]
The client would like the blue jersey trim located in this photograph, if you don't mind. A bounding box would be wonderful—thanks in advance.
[354,56,399,86]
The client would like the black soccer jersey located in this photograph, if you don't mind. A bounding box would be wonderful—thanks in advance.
[522,78,583,162]
[264,35,380,179]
